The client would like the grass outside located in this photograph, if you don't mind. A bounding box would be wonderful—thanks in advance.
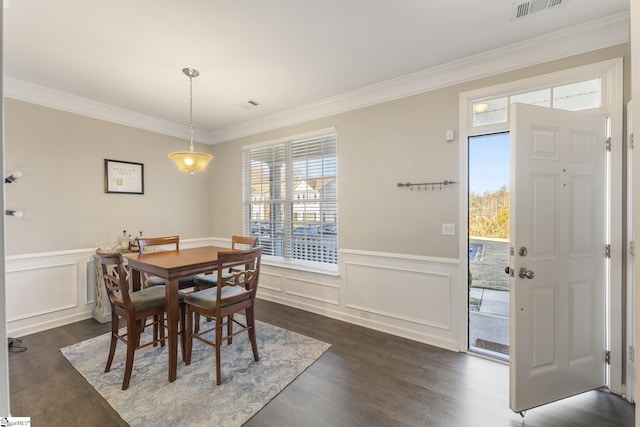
[469,238,509,292]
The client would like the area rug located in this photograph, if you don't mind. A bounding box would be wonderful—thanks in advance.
[61,318,330,426]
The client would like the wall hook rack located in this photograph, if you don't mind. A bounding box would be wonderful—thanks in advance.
[397,180,457,191]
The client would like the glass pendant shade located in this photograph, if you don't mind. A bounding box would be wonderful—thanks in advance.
[170,67,213,175]
[169,150,213,174]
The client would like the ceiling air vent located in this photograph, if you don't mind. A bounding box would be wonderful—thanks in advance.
[511,0,565,21]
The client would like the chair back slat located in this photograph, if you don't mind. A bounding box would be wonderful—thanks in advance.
[231,235,258,250]
[137,236,180,253]
[217,247,262,306]
[136,236,182,285]
[95,250,133,309]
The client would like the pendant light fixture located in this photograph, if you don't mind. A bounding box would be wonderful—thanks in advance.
[168,67,213,175]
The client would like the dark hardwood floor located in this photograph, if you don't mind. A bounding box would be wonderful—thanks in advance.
[9,300,634,426]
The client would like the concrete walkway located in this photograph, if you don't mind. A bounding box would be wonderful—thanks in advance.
[469,288,509,355]
[471,287,509,317]
[469,232,510,357]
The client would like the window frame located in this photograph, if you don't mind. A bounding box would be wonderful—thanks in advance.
[242,127,338,274]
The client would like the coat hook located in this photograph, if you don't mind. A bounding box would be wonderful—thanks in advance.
[397,180,458,190]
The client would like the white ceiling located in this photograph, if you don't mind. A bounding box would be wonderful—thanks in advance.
[2,0,630,144]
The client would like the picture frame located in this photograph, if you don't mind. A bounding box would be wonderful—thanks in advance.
[105,159,144,194]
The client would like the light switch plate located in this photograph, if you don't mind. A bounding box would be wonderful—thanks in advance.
[442,223,456,235]
[445,130,455,142]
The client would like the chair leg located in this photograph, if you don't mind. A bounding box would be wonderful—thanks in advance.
[227,313,233,345]
[159,313,166,347]
[215,315,223,385]
[105,311,119,373]
[180,303,186,361]
[185,307,194,365]
[246,307,260,362]
[152,315,159,347]
[122,318,140,390]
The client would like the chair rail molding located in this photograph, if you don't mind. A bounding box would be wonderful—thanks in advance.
[6,240,463,353]
[5,237,221,337]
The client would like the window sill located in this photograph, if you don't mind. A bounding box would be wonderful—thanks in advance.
[261,257,340,278]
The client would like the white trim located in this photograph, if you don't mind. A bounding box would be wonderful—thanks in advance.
[626,100,635,403]
[608,58,625,397]
[2,14,629,145]
[4,242,463,353]
[458,58,624,394]
[2,77,206,142]
[209,13,628,144]
[262,257,340,277]
[339,248,460,266]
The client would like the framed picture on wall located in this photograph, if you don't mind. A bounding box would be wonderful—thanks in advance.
[105,159,144,194]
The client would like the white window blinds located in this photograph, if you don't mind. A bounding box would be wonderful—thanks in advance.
[242,129,338,265]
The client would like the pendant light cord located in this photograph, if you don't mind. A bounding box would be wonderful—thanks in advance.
[188,74,195,152]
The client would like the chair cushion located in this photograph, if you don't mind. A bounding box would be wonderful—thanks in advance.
[183,286,248,311]
[192,272,218,288]
[145,275,198,289]
[192,272,235,289]
[127,285,186,312]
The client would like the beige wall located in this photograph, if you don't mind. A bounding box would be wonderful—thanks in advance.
[211,44,630,259]
[3,44,629,259]
[4,99,213,255]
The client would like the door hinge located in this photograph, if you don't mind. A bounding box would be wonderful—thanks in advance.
[605,244,611,258]
[631,133,635,150]
[629,346,635,363]
[606,350,611,365]
[605,137,612,151]
[630,241,636,257]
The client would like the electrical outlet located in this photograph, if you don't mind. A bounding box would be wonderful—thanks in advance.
[441,223,456,236]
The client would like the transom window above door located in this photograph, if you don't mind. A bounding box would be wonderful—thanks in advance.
[472,78,601,127]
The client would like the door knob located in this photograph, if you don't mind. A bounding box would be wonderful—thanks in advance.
[519,267,535,279]
[504,266,511,275]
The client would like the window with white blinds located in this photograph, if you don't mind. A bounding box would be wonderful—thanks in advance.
[242,129,338,265]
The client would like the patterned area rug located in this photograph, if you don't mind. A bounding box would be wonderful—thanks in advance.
[61,318,330,426]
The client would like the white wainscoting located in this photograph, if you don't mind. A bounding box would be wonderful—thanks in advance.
[6,241,462,352]
[257,249,461,351]
[5,237,221,337]
[6,249,95,337]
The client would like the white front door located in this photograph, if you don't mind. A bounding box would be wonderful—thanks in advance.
[509,103,607,413]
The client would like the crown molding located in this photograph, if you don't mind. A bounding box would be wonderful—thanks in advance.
[207,12,629,143]
[2,77,208,142]
[3,12,629,145]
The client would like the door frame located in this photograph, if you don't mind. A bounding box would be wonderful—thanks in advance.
[458,58,624,395]
[626,100,635,402]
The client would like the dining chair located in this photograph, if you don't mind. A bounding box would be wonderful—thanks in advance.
[137,235,197,290]
[192,235,258,291]
[95,250,187,390]
[184,246,262,385]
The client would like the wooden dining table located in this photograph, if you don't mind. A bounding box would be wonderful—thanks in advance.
[125,245,228,383]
